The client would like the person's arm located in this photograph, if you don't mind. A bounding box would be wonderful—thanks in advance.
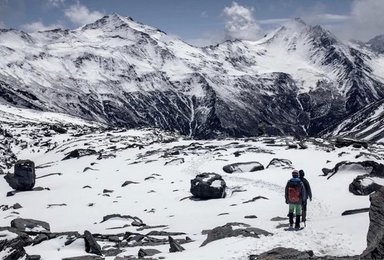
[285,183,288,204]
[306,179,312,200]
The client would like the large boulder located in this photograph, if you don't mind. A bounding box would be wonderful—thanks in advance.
[190,173,226,200]
[223,162,264,173]
[349,174,383,195]
[201,222,272,247]
[266,158,293,169]
[4,160,36,191]
[84,230,102,256]
[335,137,368,149]
[361,187,384,259]
[11,218,50,232]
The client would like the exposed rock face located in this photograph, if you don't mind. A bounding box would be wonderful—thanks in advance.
[62,149,98,160]
[84,230,102,256]
[11,218,50,232]
[190,173,226,200]
[266,158,293,169]
[222,162,264,173]
[201,222,272,247]
[334,137,368,149]
[168,236,185,253]
[249,247,359,259]
[349,175,383,195]
[4,160,36,191]
[361,187,384,259]
[322,161,384,180]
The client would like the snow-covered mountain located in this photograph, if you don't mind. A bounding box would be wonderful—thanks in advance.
[1,14,384,139]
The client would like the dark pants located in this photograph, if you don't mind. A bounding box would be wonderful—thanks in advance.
[302,202,307,222]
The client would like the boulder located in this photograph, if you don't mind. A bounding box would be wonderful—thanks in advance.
[349,175,383,195]
[201,222,272,247]
[84,230,102,256]
[266,158,292,169]
[361,187,384,259]
[223,162,264,173]
[190,173,226,200]
[4,160,36,191]
[335,137,368,149]
[168,236,185,253]
[62,149,98,160]
[323,161,384,180]
[11,218,50,232]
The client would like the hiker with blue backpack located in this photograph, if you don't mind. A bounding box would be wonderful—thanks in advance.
[285,170,307,229]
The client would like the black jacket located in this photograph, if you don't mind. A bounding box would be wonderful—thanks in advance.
[300,177,312,201]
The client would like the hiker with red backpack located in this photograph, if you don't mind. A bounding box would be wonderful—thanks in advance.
[285,170,307,230]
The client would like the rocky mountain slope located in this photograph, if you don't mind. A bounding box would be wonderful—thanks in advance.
[0,14,384,139]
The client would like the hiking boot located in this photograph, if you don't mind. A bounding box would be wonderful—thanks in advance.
[295,215,301,229]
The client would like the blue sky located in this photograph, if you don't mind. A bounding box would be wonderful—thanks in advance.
[1,0,384,45]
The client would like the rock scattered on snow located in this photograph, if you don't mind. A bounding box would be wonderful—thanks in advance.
[190,172,226,200]
[222,162,264,173]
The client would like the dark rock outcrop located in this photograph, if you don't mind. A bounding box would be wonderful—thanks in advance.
[349,174,383,195]
[11,218,50,232]
[249,247,359,259]
[361,187,384,259]
[190,173,226,200]
[62,149,98,160]
[223,162,264,173]
[168,236,185,253]
[266,158,293,169]
[84,230,102,256]
[201,222,272,247]
[334,137,368,149]
[4,160,36,191]
[322,161,384,180]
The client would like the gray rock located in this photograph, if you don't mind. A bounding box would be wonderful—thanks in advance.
[4,160,36,191]
[361,187,384,259]
[84,230,102,256]
[323,160,384,180]
[349,175,382,195]
[249,247,359,259]
[138,248,161,257]
[62,256,104,260]
[223,162,264,173]
[11,218,50,232]
[190,173,226,200]
[266,158,293,169]
[62,149,98,160]
[201,222,272,247]
[168,236,185,252]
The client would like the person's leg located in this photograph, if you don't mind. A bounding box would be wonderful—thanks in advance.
[294,204,302,229]
[288,204,294,227]
[302,202,307,222]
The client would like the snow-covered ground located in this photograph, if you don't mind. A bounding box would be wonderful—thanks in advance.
[0,107,383,259]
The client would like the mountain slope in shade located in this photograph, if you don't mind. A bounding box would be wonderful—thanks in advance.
[0,14,384,139]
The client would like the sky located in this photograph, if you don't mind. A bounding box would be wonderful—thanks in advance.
[0,0,384,46]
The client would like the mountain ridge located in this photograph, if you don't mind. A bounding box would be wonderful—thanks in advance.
[0,14,383,140]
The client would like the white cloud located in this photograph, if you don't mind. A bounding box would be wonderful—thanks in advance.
[47,0,66,7]
[0,21,6,29]
[222,2,263,41]
[64,3,104,26]
[348,0,384,40]
[20,21,61,32]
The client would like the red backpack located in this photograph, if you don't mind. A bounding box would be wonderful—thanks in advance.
[288,185,301,203]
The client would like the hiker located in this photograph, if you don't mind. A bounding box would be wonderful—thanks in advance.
[285,170,306,229]
[299,169,312,223]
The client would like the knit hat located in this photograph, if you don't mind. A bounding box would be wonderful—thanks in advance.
[292,170,299,177]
